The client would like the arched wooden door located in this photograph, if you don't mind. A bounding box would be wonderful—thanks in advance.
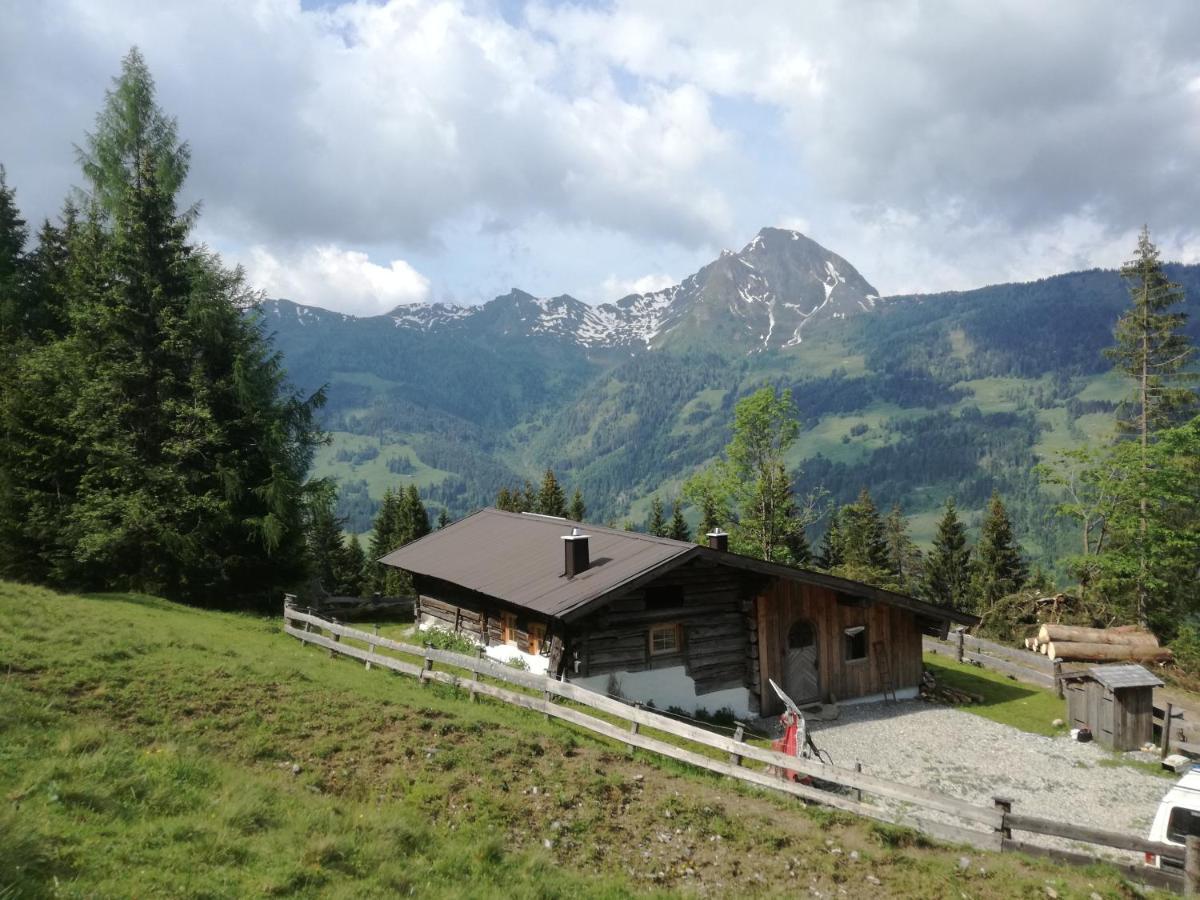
[783,619,819,705]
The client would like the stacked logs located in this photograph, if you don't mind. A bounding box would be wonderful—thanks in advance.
[1025,624,1172,663]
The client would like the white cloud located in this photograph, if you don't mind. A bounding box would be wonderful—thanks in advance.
[600,272,677,300]
[244,244,430,315]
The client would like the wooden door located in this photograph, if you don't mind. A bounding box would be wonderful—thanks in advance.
[784,619,819,704]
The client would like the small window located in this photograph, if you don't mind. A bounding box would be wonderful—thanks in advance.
[501,612,518,646]
[528,622,546,655]
[1168,806,1200,844]
[844,625,868,662]
[649,623,680,656]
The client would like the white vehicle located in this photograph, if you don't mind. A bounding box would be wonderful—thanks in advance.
[1146,766,1200,868]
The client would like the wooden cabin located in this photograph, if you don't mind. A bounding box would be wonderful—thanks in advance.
[1063,664,1163,751]
[380,508,976,718]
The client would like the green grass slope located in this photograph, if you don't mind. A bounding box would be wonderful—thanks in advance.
[0,582,1165,898]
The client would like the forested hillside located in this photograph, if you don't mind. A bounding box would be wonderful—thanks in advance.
[265,257,1200,572]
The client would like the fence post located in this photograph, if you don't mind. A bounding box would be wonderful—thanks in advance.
[854,762,863,802]
[304,607,313,637]
[956,629,965,663]
[1186,834,1200,896]
[728,723,746,767]
[366,624,378,671]
[1053,660,1063,699]
[470,647,483,702]
[993,797,1012,846]
[1163,702,1175,760]
[627,703,641,756]
[421,644,434,685]
[329,618,341,659]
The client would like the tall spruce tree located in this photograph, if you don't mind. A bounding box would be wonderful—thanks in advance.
[436,507,450,529]
[970,491,1027,612]
[838,488,889,577]
[568,488,586,523]
[1105,227,1198,624]
[883,503,923,593]
[0,167,29,342]
[536,469,566,517]
[817,506,844,570]
[648,496,668,537]
[669,500,689,541]
[0,50,324,604]
[923,497,972,609]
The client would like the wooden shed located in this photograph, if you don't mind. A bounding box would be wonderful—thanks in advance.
[1064,664,1163,751]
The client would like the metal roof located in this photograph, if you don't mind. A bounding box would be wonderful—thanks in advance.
[1088,663,1164,690]
[380,507,979,625]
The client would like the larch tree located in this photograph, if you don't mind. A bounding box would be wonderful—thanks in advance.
[684,386,822,564]
[1104,227,1198,624]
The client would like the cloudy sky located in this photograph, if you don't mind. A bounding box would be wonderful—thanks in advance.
[3,0,1200,315]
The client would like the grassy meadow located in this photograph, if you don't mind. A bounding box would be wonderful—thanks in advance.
[0,582,1171,898]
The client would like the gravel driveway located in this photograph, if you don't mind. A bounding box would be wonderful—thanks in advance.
[800,700,1170,857]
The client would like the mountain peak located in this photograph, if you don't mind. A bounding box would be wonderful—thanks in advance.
[261,227,881,352]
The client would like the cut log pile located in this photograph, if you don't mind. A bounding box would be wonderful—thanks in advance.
[1025,624,1172,663]
[920,670,982,705]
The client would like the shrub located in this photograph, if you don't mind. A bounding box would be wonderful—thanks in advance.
[421,627,477,655]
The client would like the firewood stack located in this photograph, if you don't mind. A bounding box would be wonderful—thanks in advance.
[920,670,982,705]
[1026,624,1172,663]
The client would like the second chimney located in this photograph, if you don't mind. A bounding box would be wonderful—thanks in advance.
[563,527,590,577]
[706,529,729,552]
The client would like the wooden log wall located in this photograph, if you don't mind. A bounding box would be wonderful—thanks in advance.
[756,579,922,714]
[572,558,763,701]
[412,574,558,669]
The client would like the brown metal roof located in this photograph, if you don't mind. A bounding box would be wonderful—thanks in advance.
[380,507,978,626]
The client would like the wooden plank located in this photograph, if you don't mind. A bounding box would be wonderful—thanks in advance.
[285,625,424,678]
[961,634,1056,672]
[1006,812,1184,860]
[1000,839,1183,891]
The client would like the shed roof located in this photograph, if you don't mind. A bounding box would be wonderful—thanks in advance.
[1088,664,1164,690]
[380,507,979,626]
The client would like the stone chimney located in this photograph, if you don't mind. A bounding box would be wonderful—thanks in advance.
[563,526,590,577]
[706,529,729,552]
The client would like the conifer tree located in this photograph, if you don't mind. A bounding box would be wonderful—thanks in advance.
[368,488,401,594]
[838,488,889,574]
[817,506,844,570]
[436,507,450,529]
[306,486,348,594]
[883,503,923,592]
[568,488,586,523]
[970,491,1027,612]
[648,496,668,537]
[338,534,368,597]
[1104,227,1198,624]
[536,469,566,517]
[923,497,972,609]
[401,484,431,542]
[0,167,29,342]
[496,486,518,512]
[669,500,689,541]
[0,50,324,603]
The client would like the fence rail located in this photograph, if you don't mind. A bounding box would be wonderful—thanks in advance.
[284,605,1186,892]
[923,632,1060,692]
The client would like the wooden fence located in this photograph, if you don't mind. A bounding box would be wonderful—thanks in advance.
[924,631,1061,693]
[283,605,1187,892]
